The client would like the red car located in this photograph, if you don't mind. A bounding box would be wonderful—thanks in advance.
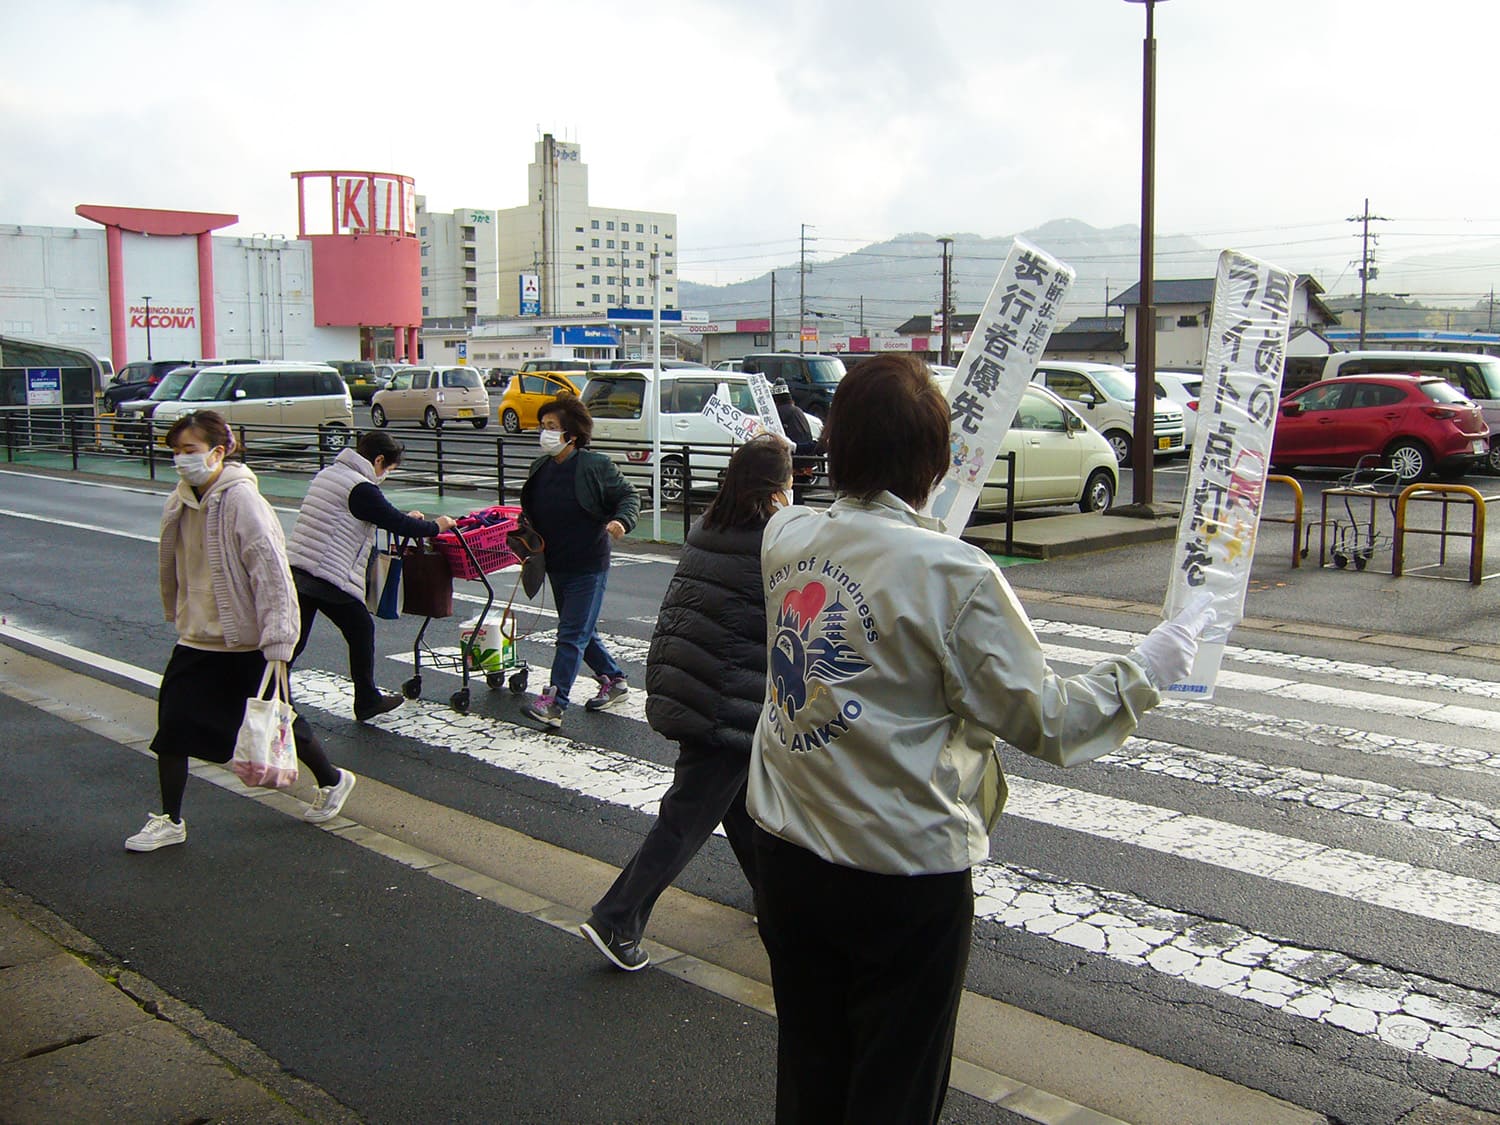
[1271,375,1488,483]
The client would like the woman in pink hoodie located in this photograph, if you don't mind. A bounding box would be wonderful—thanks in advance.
[126,410,355,852]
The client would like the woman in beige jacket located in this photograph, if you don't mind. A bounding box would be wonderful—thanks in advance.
[127,410,355,852]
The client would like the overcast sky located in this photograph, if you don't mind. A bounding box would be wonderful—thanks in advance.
[5,0,1499,300]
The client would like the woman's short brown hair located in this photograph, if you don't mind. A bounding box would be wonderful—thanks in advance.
[165,409,238,457]
[536,393,593,448]
[825,354,949,507]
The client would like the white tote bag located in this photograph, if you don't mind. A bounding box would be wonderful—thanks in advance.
[232,660,299,789]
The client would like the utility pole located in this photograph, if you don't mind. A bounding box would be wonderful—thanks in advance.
[770,272,777,351]
[859,296,865,336]
[1489,287,1495,333]
[937,237,955,365]
[142,296,153,361]
[1348,198,1389,349]
[799,224,813,355]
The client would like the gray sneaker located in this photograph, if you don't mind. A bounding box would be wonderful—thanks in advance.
[522,686,564,729]
[580,918,649,971]
[584,674,629,713]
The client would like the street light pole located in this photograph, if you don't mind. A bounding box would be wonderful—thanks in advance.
[142,295,153,361]
[1124,0,1164,512]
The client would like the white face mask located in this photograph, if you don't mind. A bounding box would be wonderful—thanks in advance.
[173,450,220,486]
[539,429,567,455]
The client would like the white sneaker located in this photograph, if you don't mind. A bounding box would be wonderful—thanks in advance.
[305,769,357,823]
[125,813,186,852]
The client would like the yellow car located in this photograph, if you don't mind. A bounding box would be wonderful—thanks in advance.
[498,369,589,433]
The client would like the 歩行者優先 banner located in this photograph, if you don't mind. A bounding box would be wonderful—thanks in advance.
[925,238,1076,536]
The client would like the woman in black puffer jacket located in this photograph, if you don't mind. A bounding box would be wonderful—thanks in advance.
[580,436,793,971]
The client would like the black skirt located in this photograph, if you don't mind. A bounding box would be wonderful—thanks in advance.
[150,646,268,763]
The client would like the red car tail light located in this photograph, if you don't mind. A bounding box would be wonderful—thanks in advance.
[1424,407,1458,420]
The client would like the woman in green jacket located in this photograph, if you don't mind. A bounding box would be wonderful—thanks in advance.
[519,395,640,730]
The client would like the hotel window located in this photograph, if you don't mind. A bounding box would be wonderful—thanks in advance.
[591,239,600,248]
[606,221,615,230]
[591,220,599,229]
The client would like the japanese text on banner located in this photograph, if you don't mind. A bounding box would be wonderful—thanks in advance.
[701,392,780,445]
[1164,250,1295,700]
[746,373,787,438]
[926,239,1075,536]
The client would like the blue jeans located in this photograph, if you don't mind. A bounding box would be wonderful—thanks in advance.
[547,567,623,707]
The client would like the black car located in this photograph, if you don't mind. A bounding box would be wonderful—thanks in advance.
[738,353,847,419]
[100,359,194,413]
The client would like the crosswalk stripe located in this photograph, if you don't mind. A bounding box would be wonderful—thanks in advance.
[1033,617,1500,703]
[1007,775,1500,936]
[1039,641,1500,734]
[1098,738,1500,846]
[289,666,1500,1075]
[973,863,1500,1075]
[309,667,1500,936]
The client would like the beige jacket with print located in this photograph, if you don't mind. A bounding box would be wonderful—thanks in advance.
[158,463,300,662]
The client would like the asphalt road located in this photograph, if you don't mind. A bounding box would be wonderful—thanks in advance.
[3,466,1500,1123]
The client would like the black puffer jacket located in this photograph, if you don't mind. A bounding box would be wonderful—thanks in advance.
[645,518,769,755]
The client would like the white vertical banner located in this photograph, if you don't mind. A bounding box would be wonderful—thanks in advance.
[1163,250,1296,699]
[745,372,786,438]
[925,238,1075,536]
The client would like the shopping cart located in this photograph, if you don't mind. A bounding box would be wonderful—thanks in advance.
[1317,455,1401,572]
[401,505,531,713]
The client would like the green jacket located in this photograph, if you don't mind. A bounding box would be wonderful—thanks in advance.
[522,449,640,534]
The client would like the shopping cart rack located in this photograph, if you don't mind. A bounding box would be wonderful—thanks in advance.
[402,505,531,713]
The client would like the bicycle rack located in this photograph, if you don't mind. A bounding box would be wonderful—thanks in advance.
[1392,483,1499,585]
[1263,474,1308,568]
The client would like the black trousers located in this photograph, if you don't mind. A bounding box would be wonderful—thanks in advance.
[590,742,757,943]
[291,569,381,710]
[753,827,974,1125]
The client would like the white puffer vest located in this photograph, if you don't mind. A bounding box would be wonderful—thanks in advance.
[287,448,379,599]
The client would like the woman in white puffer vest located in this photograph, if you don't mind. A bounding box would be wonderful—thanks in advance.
[286,431,455,722]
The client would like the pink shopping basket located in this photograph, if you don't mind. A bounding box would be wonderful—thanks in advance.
[434,505,523,580]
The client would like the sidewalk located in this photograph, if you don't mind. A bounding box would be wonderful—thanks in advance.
[0,886,354,1124]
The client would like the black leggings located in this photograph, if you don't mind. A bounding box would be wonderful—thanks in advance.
[157,711,338,820]
[292,569,382,710]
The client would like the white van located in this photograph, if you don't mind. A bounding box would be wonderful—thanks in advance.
[582,366,768,502]
[152,363,354,450]
[1324,350,1500,473]
[1030,361,1185,464]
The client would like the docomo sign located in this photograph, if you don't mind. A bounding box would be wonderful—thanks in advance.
[130,305,196,329]
[337,175,417,236]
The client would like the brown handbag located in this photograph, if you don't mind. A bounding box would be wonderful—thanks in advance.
[401,541,454,619]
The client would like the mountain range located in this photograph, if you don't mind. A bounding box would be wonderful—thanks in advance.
[675,220,1500,334]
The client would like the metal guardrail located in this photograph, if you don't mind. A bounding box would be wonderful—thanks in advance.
[3,407,1037,546]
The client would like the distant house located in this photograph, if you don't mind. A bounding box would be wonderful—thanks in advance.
[1046,316,1127,363]
[1110,275,1341,371]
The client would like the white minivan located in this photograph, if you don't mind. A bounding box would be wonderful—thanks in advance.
[1030,361,1185,465]
[1324,350,1500,473]
[583,366,771,502]
[151,363,354,450]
